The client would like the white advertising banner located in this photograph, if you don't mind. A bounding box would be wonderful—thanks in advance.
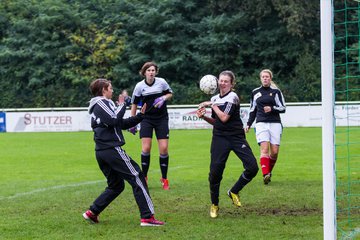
[4,103,360,132]
[6,111,92,132]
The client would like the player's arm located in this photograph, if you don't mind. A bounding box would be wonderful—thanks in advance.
[202,115,216,125]
[121,103,147,129]
[211,104,230,123]
[163,92,173,101]
[162,80,173,101]
[196,107,215,125]
[198,101,212,108]
[130,84,142,116]
[130,103,138,117]
[127,103,140,135]
[272,90,286,113]
[246,93,257,132]
[153,91,173,108]
[94,100,123,127]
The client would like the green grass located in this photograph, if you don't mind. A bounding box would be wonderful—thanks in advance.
[0,128,325,239]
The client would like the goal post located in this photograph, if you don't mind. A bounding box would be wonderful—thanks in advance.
[320,0,336,240]
[322,0,360,239]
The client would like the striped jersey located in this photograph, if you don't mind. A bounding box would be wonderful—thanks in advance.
[88,97,144,150]
[247,85,286,127]
[131,77,172,120]
[210,91,245,136]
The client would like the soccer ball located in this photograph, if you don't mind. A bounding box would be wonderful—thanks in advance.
[199,75,218,95]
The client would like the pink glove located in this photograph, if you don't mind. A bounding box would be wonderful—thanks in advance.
[128,126,137,135]
[153,96,166,108]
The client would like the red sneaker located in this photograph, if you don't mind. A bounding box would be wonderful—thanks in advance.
[160,178,170,190]
[140,216,165,226]
[83,210,99,224]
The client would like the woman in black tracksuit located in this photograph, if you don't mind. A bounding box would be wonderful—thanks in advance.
[82,78,164,226]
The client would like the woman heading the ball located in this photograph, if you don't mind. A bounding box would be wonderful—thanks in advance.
[245,69,286,185]
[130,61,173,190]
[197,70,258,218]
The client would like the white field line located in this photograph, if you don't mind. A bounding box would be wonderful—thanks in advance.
[0,165,187,200]
[0,180,104,200]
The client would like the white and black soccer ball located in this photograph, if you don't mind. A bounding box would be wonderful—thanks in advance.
[199,75,218,95]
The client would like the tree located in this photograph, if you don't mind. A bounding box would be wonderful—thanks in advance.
[0,0,322,107]
[63,23,125,83]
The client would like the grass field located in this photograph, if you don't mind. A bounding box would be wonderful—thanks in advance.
[0,128,325,239]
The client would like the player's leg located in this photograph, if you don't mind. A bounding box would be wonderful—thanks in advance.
[268,123,282,173]
[141,138,152,179]
[269,144,280,172]
[155,118,170,190]
[113,147,164,226]
[260,141,271,177]
[208,136,230,218]
[112,147,156,219]
[209,135,230,206]
[256,123,271,180]
[158,139,170,190]
[231,137,259,192]
[83,148,125,223]
[139,119,153,180]
[228,137,258,206]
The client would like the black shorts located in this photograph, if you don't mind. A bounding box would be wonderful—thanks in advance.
[140,117,169,139]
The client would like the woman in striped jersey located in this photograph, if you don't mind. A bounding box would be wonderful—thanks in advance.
[197,70,258,218]
[245,69,286,185]
[130,62,173,190]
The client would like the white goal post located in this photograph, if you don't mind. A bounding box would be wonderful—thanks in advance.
[320,0,336,240]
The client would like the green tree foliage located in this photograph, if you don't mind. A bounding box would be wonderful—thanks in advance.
[0,0,323,108]
[0,0,86,107]
[64,23,125,83]
[0,0,126,107]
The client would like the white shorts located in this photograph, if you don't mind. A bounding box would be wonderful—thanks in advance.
[255,122,283,145]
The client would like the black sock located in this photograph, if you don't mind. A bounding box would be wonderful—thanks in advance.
[141,153,150,177]
[159,154,169,179]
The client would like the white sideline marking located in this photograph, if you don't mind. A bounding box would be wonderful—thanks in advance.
[0,180,104,200]
[0,165,187,201]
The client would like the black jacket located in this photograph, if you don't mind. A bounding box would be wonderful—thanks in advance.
[88,97,143,151]
[247,86,286,127]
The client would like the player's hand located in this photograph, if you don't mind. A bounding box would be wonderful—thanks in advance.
[153,96,166,108]
[264,106,272,113]
[140,103,147,114]
[197,107,206,118]
[244,126,250,133]
[128,126,137,135]
[198,101,212,108]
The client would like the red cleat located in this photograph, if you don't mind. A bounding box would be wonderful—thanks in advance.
[140,215,165,226]
[83,210,99,224]
[160,178,170,190]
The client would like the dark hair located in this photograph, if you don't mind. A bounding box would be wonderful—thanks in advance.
[89,78,111,96]
[139,61,158,76]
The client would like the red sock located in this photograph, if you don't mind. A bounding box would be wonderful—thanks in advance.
[269,156,277,173]
[260,156,270,175]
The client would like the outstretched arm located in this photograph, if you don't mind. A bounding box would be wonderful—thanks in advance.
[197,107,215,125]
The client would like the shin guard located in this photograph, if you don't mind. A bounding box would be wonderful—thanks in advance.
[260,156,270,175]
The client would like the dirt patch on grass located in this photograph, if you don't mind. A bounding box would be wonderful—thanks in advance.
[225,206,322,216]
